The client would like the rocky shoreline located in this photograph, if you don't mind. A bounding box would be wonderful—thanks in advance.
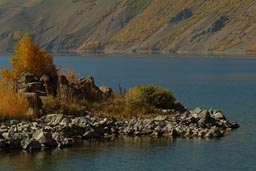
[0,107,239,151]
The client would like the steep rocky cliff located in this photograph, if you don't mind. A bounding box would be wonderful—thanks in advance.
[0,0,256,55]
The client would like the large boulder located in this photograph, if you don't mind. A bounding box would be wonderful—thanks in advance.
[197,110,212,127]
[79,76,103,101]
[198,110,211,122]
[212,111,226,120]
[32,129,57,147]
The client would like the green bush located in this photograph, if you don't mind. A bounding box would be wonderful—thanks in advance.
[125,85,175,109]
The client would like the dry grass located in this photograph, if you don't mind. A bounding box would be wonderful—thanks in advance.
[0,80,29,120]
[58,68,80,84]
[42,96,80,115]
[42,84,174,120]
[86,96,156,120]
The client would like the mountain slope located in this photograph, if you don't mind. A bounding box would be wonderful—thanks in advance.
[0,0,256,55]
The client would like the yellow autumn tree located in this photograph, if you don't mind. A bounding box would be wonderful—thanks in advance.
[1,34,57,80]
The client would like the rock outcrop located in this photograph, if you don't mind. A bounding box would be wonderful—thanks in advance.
[15,72,113,116]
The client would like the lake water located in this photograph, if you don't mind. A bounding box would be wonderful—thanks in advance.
[0,55,256,171]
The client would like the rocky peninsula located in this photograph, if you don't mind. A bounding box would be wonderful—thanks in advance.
[0,72,239,151]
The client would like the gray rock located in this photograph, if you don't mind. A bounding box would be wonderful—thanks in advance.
[21,139,41,150]
[205,131,213,138]
[79,76,103,101]
[194,107,203,114]
[230,122,240,129]
[212,128,222,137]
[0,125,8,133]
[32,129,57,147]
[83,129,100,139]
[198,110,211,121]
[213,111,226,120]
[27,82,45,94]
[205,127,222,138]
[71,117,88,127]
[165,123,174,132]
[155,115,168,121]
[18,72,39,84]
[169,128,179,137]
[151,131,159,137]
[44,114,64,125]
[60,118,71,126]
[99,86,113,99]
[197,110,212,127]
[31,122,40,130]
[198,130,207,137]
[52,132,73,148]
[2,132,10,139]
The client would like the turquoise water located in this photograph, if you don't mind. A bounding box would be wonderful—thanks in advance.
[0,55,256,171]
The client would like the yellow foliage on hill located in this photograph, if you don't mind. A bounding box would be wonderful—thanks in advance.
[109,0,256,51]
[216,39,241,51]
[110,0,175,45]
[1,34,57,80]
[248,44,256,51]
[84,40,101,50]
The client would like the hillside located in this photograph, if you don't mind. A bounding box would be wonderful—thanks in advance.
[0,0,256,55]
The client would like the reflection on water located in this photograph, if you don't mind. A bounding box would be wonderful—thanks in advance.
[0,137,176,171]
[1,136,248,171]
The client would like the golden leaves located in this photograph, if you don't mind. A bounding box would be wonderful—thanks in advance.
[1,34,57,80]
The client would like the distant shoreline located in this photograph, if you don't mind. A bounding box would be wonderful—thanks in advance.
[1,50,256,58]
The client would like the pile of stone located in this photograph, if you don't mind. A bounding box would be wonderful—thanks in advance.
[16,72,113,116]
[0,108,239,151]
[119,108,239,138]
